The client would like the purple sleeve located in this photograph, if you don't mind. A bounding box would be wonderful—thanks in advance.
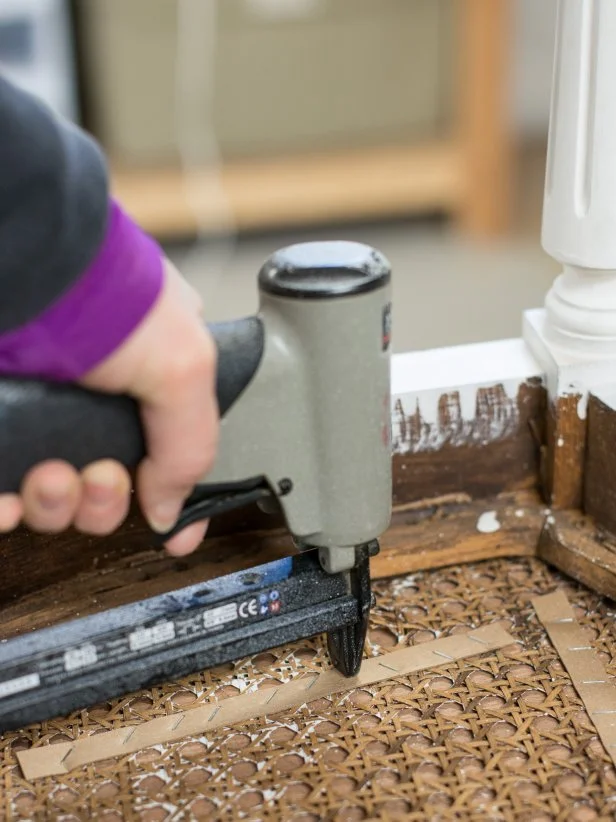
[0,200,164,382]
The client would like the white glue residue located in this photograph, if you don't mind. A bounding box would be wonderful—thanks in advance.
[560,383,588,420]
[578,394,588,420]
[477,511,501,534]
[577,394,588,419]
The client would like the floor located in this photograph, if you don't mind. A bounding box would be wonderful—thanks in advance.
[165,142,559,354]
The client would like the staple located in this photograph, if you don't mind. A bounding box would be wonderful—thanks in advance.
[467,635,489,645]
[592,710,616,715]
[581,680,607,685]
[171,715,185,731]
[122,727,136,745]
[265,688,279,705]
[552,618,574,623]
[378,661,399,673]
[432,650,455,660]
[207,706,221,722]
[60,747,74,766]
[567,646,592,651]
[304,675,320,691]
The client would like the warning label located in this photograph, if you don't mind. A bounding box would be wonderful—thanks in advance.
[203,602,238,630]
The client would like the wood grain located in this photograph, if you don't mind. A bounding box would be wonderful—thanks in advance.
[0,490,544,640]
[374,489,542,580]
[393,380,545,504]
[537,508,616,602]
[585,393,616,534]
[543,394,587,509]
[0,497,290,607]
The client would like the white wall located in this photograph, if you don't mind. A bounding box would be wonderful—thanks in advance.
[511,0,558,137]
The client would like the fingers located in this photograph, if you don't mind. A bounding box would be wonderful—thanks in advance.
[21,461,81,533]
[74,460,132,535]
[6,452,208,547]
[164,520,210,557]
[11,455,207,549]
[15,459,132,536]
[0,494,22,532]
[137,354,218,537]
[131,266,218,550]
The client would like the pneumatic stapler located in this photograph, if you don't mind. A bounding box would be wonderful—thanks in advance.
[0,241,392,731]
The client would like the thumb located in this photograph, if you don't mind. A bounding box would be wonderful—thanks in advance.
[79,257,219,554]
[137,351,218,549]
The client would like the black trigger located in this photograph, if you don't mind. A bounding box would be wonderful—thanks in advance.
[152,482,271,544]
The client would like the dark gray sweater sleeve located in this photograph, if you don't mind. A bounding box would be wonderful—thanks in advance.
[0,74,109,334]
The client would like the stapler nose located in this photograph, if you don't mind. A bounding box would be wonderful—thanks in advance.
[326,541,379,677]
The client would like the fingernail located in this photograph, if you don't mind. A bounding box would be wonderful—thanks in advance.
[88,463,123,502]
[147,503,180,534]
[37,488,69,510]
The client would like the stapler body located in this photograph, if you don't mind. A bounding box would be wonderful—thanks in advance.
[0,241,392,730]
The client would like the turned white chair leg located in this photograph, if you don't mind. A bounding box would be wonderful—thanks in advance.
[524,0,616,508]
[541,0,616,353]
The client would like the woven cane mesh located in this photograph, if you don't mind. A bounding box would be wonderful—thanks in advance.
[1,556,616,821]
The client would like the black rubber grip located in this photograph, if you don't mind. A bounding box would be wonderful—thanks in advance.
[0,317,264,493]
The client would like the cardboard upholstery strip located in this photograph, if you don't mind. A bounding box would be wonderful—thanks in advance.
[17,623,514,780]
[533,590,616,767]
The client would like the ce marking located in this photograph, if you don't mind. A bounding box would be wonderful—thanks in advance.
[239,598,258,619]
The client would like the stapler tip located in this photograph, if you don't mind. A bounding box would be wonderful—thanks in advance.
[327,618,369,677]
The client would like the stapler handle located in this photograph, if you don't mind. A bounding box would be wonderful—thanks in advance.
[0,317,264,494]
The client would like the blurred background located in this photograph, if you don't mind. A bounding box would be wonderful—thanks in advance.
[0,0,560,352]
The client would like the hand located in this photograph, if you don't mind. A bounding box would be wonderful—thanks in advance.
[0,259,219,557]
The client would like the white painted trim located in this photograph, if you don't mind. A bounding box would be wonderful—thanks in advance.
[523,307,616,418]
[392,338,542,396]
